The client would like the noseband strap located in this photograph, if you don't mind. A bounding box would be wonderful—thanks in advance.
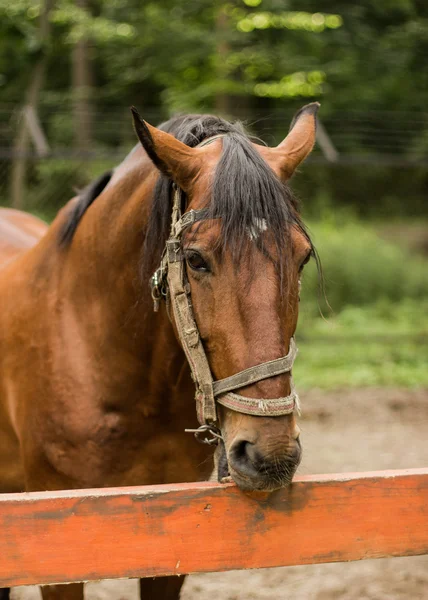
[217,387,299,417]
[212,338,297,397]
[150,135,300,426]
[213,338,299,417]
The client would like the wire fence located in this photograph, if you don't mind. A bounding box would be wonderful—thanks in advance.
[1,103,428,216]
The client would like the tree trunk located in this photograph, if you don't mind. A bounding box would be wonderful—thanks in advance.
[215,6,233,117]
[10,0,54,209]
[72,0,93,152]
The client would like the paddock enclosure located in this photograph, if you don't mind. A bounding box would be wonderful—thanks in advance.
[6,387,428,599]
[1,469,428,588]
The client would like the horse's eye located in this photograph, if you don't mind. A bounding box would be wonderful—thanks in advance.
[185,251,210,273]
[299,251,312,273]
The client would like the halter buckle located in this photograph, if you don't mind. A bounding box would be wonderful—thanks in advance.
[150,265,167,312]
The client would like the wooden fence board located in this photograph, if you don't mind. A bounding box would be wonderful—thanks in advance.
[0,468,427,587]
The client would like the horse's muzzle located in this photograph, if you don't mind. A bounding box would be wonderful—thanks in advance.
[227,437,302,492]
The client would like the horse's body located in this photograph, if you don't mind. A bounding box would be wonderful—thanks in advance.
[0,105,318,599]
[0,208,47,268]
[0,209,48,496]
[0,150,211,492]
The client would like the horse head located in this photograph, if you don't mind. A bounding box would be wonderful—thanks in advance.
[132,104,318,492]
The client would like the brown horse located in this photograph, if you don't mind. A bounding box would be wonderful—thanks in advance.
[0,103,318,600]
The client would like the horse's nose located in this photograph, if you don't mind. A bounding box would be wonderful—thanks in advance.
[229,439,260,478]
[228,436,302,490]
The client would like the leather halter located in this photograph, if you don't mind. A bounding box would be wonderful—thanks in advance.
[150,135,300,433]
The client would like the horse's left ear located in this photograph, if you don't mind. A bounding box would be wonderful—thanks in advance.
[275,102,320,180]
[131,106,203,191]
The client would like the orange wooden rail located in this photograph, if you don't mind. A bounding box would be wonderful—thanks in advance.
[1,468,428,587]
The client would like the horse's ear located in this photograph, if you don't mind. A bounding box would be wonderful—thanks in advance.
[275,102,319,180]
[131,107,203,191]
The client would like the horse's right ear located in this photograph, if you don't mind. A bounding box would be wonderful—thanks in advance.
[131,107,203,192]
[274,102,319,180]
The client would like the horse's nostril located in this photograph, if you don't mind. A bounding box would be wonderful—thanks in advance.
[232,439,248,461]
[243,441,259,466]
[230,439,259,473]
[228,436,302,488]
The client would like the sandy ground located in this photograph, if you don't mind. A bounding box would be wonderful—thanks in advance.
[12,387,428,600]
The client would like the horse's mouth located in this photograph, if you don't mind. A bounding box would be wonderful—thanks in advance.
[228,467,297,492]
[216,439,301,492]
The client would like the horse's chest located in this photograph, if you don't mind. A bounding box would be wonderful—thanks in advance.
[40,405,210,487]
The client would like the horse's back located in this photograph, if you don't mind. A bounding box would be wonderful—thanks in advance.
[0,208,48,269]
[0,208,48,492]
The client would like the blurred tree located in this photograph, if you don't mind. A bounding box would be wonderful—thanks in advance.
[72,0,93,150]
[2,1,428,118]
[9,0,54,208]
[215,5,233,116]
[0,0,427,215]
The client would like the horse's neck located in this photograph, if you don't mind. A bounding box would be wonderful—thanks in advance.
[54,153,186,392]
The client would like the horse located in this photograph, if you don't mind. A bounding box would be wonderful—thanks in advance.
[0,102,318,600]
[0,208,48,268]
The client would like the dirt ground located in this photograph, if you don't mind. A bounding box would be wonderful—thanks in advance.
[12,387,428,600]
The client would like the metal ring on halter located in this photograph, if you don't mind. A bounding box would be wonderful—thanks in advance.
[151,282,163,312]
[184,424,223,445]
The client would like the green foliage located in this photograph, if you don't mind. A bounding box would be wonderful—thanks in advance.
[300,219,428,315]
[28,157,118,220]
[254,70,325,99]
[2,1,428,116]
[294,219,428,389]
[292,163,428,220]
[295,299,428,389]
[235,10,342,35]
[51,0,136,44]
[0,2,427,219]
[0,0,347,110]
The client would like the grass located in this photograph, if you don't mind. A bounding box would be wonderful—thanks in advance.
[294,299,428,389]
[301,219,428,314]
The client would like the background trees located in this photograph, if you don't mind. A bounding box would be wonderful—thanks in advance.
[0,0,427,216]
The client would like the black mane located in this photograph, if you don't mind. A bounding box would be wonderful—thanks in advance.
[59,170,112,246]
[143,113,311,282]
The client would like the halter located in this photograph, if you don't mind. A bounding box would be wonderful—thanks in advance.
[150,135,300,443]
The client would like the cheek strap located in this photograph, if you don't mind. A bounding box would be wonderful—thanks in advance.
[152,181,300,426]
